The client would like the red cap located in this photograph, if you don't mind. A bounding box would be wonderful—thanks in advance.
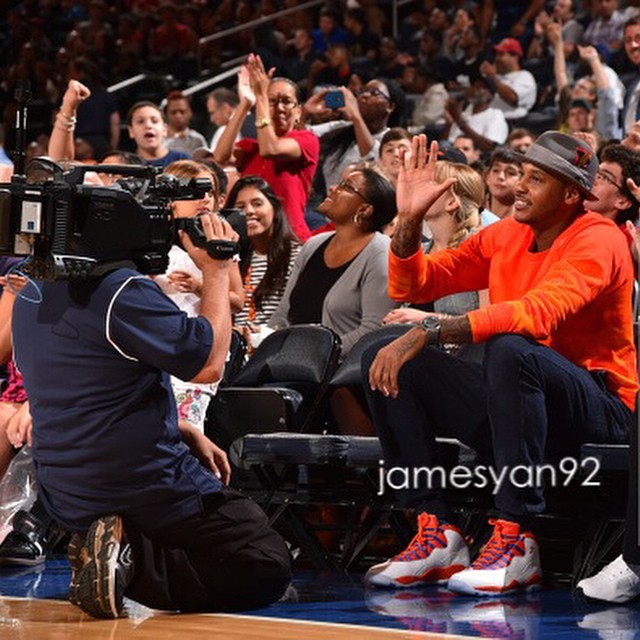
[493,38,523,57]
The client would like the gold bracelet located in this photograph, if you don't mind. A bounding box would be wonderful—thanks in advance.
[255,117,271,129]
[58,111,77,123]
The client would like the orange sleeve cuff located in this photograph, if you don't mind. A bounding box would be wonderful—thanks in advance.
[388,248,425,300]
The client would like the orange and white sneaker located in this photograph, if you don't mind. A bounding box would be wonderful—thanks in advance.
[365,513,470,588]
[447,519,542,596]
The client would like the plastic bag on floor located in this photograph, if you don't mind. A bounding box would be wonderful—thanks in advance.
[0,447,36,544]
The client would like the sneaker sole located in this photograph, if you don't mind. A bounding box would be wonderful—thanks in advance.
[67,533,86,606]
[448,575,542,596]
[367,564,468,588]
[75,516,123,619]
[0,555,46,567]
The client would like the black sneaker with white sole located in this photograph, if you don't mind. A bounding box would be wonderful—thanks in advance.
[71,515,134,619]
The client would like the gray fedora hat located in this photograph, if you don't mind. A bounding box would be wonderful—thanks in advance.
[517,131,599,200]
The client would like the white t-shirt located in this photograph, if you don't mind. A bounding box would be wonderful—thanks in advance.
[154,245,202,317]
[309,121,388,191]
[490,69,537,120]
[448,106,509,145]
[153,245,218,429]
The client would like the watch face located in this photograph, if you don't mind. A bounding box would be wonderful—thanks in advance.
[421,316,441,330]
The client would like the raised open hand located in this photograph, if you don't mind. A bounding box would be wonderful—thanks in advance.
[246,53,274,98]
[238,64,256,107]
[396,135,457,224]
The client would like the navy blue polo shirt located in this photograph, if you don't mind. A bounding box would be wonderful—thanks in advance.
[13,269,221,532]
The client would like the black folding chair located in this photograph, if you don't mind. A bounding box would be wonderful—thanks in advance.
[205,324,341,451]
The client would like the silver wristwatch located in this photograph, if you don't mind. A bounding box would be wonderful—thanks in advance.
[419,315,441,346]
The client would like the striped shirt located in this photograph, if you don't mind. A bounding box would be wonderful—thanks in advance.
[235,244,301,327]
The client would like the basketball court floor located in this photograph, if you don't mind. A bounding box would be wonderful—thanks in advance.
[1,557,639,639]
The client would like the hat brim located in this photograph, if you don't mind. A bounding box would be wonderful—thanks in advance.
[515,148,599,201]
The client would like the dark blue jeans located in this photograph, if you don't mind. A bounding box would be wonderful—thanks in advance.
[362,334,634,526]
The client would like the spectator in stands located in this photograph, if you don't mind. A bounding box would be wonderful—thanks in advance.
[480,38,537,121]
[451,24,486,87]
[480,0,547,43]
[413,30,455,81]
[358,0,388,37]
[578,44,624,140]
[226,176,301,340]
[344,7,380,62]
[268,168,398,355]
[443,4,477,62]
[377,128,412,188]
[507,127,535,153]
[445,77,509,152]
[207,88,247,151]
[622,119,640,151]
[484,146,523,219]
[312,7,349,54]
[213,54,320,242]
[566,98,594,133]
[283,28,319,97]
[115,13,144,64]
[164,91,208,156]
[584,0,625,53]
[622,16,640,134]
[376,37,407,80]
[406,67,449,134]
[528,1,583,63]
[275,0,314,40]
[154,160,243,430]
[148,1,197,67]
[453,135,481,167]
[363,132,636,596]
[304,78,403,201]
[550,25,624,140]
[526,2,584,102]
[309,42,352,91]
[588,143,640,242]
[127,100,190,168]
[155,159,243,318]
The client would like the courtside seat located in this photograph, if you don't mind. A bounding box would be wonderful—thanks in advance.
[205,325,341,451]
[329,324,412,388]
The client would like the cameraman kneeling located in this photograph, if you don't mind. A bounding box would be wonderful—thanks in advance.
[11,213,291,618]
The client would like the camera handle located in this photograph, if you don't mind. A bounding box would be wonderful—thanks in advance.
[13,79,32,176]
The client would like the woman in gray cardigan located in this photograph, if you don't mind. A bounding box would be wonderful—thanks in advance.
[268,168,399,356]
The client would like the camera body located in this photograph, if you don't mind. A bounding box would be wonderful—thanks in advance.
[0,163,243,280]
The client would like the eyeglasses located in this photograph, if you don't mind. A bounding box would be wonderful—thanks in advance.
[336,179,366,199]
[355,87,391,101]
[268,96,298,109]
[595,170,624,190]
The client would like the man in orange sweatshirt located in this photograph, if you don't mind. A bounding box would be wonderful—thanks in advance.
[362,132,638,597]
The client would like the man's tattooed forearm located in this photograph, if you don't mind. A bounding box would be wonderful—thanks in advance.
[391,218,422,258]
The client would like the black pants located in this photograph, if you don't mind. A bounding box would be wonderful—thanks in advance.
[123,487,292,612]
[624,411,640,564]
[363,334,635,527]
